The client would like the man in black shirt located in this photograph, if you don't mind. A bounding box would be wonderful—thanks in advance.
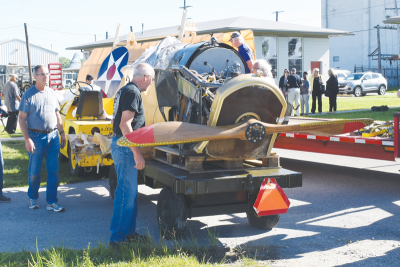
[109,63,155,248]
[286,68,302,116]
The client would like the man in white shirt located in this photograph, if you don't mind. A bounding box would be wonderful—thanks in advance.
[79,74,102,92]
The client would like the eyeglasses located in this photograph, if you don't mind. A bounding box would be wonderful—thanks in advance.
[36,73,50,77]
[145,74,155,84]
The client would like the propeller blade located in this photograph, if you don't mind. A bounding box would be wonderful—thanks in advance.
[117,121,246,147]
[262,118,374,136]
[117,118,374,147]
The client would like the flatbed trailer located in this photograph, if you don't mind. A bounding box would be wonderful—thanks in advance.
[108,146,302,238]
[273,113,400,162]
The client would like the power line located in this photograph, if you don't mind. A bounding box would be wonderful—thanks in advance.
[0,25,22,30]
[30,25,105,37]
[30,35,80,45]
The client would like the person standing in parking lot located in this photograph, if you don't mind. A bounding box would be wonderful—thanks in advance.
[3,73,21,134]
[300,72,310,116]
[326,68,339,113]
[309,68,324,114]
[109,63,155,249]
[18,65,66,212]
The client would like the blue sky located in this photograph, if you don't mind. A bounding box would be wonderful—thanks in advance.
[0,0,321,59]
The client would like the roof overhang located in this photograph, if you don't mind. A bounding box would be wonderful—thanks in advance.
[66,16,353,51]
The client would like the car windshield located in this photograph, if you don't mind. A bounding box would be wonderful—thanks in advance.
[345,74,364,80]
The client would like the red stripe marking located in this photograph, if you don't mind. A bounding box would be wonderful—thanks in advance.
[125,125,155,144]
[280,133,393,146]
[341,122,366,134]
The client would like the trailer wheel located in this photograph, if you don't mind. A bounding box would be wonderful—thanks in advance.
[109,164,117,200]
[157,188,187,239]
[68,141,84,176]
[246,189,280,230]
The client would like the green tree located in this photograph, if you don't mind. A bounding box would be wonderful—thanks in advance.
[59,57,71,68]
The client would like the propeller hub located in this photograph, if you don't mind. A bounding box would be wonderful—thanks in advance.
[245,123,266,143]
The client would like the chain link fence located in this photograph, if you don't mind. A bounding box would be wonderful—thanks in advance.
[354,65,400,87]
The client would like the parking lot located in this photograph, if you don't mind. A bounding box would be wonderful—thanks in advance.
[1,147,399,266]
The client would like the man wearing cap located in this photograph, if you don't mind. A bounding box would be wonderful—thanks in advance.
[79,74,104,93]
[3,74,21,134]
[230,32,253,74]
[286,68,302,116]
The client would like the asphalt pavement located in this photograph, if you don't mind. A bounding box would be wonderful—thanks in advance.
[1,147,399,266]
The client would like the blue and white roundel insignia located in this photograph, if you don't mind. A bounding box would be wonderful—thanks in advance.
[95,47,129,97]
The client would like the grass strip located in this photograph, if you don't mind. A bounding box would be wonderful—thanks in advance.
[310,108,400,121]
[305,93,399,113]
[0,125,23,138]
[0,235,263,267]
[1,140,106,189]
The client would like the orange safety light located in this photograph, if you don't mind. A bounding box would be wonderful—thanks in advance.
[253,178,290,216]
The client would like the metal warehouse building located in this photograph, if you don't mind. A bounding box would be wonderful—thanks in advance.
[0,38,58,65]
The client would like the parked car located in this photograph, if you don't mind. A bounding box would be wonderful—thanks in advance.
[338,72,387,97]
[335,70,351,82]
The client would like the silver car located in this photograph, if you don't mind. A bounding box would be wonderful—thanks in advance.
[338,72,387,97]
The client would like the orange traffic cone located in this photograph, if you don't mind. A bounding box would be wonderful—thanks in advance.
[253,178,290,216]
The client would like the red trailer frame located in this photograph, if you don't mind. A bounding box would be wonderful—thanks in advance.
[273,113,400,162]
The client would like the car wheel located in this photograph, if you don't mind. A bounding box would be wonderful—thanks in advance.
[354,87,362,97]
[378,85,386,95]
[68,141,84,176]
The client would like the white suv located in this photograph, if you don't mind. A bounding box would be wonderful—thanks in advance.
[338,72,387,97]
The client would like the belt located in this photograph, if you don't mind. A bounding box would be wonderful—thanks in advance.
[113,133,123,138]
[28,128,57,134]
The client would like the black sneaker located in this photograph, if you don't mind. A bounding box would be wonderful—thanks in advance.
[0,194,11,203]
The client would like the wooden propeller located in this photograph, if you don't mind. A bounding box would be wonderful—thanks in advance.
[117,118,374,147]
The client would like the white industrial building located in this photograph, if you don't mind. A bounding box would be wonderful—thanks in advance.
[0,38,58,66]
[67,16,351,82]
[321,0,400,85]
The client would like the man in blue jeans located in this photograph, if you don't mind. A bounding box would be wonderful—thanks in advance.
[0,141,11,203]
[110,63,155,249]
[18,65,67,212]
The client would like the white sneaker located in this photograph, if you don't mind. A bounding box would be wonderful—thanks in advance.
[47,202,65,212]
[29,199,39,209]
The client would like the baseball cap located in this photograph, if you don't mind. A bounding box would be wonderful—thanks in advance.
[9,73,18,78]
[229,32,241,41]
[86,74,94,81]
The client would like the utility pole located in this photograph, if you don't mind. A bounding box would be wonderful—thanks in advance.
[374,25,397,73]
[24,23,33,84]
[106,32,108,39]
[376,25,382,73]
[94,34,96,41]
[272,11,284,22]
[179,0,192,10]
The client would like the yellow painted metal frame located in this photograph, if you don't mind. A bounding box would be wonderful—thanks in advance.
[60,98,114,167]
[205,74,287,156]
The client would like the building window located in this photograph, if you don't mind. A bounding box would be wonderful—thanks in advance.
[333,56,339,62]
[260,36,277,78]
[288,38,302,75]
